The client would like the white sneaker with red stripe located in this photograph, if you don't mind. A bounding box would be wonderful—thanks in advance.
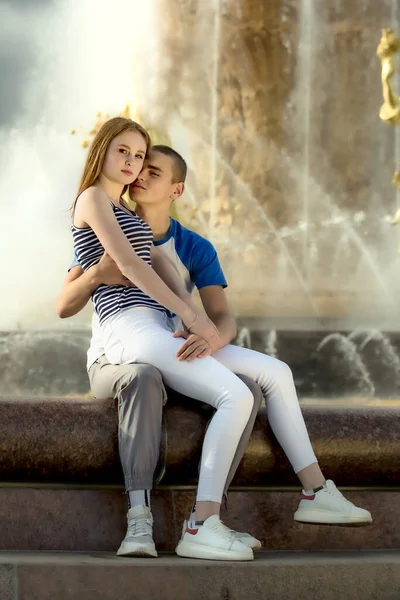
[176,515,254,561]
[181,519,261,550]
[294,480,372,525]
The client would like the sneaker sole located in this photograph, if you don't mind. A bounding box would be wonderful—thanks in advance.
[250,540,262,550]
[175,541,253,561]
[238,539,262,550]
[117,543,158,558]
[294,509,372,526]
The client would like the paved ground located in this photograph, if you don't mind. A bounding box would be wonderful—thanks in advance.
[1,550,399,600]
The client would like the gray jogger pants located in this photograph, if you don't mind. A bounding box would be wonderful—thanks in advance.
[88,354,262,495]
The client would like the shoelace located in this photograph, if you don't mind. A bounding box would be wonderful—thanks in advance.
[324,485,353,506]
[210,519,237,543]
[128,516,153,537]
[218,521,242,538]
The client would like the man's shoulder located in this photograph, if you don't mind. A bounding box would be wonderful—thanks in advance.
[170,220,227,287]
[171,219,214,252]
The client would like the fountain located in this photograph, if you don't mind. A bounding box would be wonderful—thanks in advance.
[2,0,400,399]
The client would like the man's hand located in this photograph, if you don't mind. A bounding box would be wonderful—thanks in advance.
[173,330,212,361]
[94,252,131,286]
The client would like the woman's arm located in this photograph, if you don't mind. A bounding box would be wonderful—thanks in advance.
[74,189,217,344]
[150,246,198,312]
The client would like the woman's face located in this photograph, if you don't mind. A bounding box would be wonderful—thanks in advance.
[102,130,147,186]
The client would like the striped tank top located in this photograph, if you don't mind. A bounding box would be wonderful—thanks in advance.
[71,203,167,324]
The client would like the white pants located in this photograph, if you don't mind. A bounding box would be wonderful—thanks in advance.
[102,308,317,502]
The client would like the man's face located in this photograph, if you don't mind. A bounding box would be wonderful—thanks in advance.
[129,151,178,206]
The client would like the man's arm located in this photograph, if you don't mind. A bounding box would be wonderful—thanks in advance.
[188,235,232,343]
[172,233,235,361]
[56,253,131,318]
[56,266,96,318]
[199,285,237,349]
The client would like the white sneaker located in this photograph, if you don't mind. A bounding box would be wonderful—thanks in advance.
[117,505,158,557]
[226,527,262,550]
[181,519,261,550]
[294,480,373,525]
[176,515,254,561]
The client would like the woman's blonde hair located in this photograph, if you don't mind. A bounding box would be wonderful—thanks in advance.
[76,116,151,198]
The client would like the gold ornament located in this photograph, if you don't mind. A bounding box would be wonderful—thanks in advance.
[377,29,400,250]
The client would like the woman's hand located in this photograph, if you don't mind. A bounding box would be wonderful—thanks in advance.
[183,312,220,350]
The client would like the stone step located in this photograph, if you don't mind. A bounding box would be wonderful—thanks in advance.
[1,486,398,553]
[1,397,399,488]
[1,550,399,600]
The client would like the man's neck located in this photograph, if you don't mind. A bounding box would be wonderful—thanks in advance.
[135,205,171,241]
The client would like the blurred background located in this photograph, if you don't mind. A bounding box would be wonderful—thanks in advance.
[1,0,400,400]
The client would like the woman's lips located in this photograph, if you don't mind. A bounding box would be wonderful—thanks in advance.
[121,169,133,175]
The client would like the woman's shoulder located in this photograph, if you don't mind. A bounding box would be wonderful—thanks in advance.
[79,186,108,203]
[73,187,113,227]
[75,187,112,216]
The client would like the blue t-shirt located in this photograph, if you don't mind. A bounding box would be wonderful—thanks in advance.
[69,217,227,293]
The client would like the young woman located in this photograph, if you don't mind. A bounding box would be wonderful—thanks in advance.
[71,117,257,561]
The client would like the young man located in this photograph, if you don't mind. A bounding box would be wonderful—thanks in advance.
[57,144,371,559]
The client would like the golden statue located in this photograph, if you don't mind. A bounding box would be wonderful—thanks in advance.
[377,29,400,124]
[377,29,400,242]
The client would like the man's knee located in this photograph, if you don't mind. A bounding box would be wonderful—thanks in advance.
[121,364,166,407]
[123,363,164,387]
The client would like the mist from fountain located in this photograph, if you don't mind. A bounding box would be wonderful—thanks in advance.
[172,117,399,323]
[282,152,398,310]
[168,126,321,315]
[314,333,375,396]
[297,0,314,279]
[348,330,400,396]
[264,330,278,358]
[209,0,222,230]
[235,327,252,348]
[231,326,400,401]
[0,0,160,330]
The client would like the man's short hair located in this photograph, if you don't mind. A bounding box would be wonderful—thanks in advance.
[151,145,187,183]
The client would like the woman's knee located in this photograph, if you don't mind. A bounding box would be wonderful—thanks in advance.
[275,359,294,383]
[236,374,263,411]
[224,379,255,420]
[263,357,294,387]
